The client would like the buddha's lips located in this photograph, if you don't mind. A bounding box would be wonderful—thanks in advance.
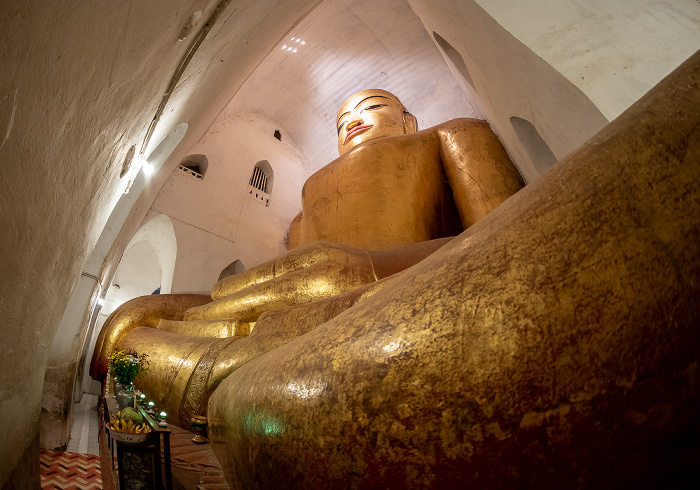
[344,124,373,145]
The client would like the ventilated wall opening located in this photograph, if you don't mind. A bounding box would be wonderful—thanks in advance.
[510,117,558,174]
[247,160,274,206]
[433,32,476,91]
[250,166,269,193]
[178,154,209,180]
[274,130,282,141]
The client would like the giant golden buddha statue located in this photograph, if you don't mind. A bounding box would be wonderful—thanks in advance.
[91,88,523,423]
[93,63,700,487]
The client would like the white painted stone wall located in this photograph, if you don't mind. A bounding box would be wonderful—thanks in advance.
[39,275,99,450]
[149,112,308,293]
[3,0,698,484]
[407,0,700,181]
[407,0,610,182]
[0,1,325,483]
[475,0,700,120]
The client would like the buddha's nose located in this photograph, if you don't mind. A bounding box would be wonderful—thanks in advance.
[346,119,363,131]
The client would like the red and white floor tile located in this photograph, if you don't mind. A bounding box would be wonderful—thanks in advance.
[40,393,102,489]
[39,450,102,490]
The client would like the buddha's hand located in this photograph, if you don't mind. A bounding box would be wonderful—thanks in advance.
[183,241,378,323]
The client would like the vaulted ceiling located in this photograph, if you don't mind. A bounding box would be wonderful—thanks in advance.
[222,0,477,170]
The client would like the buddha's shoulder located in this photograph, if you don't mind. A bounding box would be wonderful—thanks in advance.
[308,119,492,180]
[430,117,492,136]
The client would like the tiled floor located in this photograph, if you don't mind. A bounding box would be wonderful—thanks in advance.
[40,394,103,489]
[67,393,100,456]
[40,450,102,489]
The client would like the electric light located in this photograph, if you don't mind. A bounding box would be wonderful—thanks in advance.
[142,162,153,175]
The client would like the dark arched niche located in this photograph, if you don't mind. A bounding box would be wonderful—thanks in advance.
[510,116,558,174]
[251,160,274,193]
[433,31,476,91]
[218,259,246,282]
[179,154,209,178]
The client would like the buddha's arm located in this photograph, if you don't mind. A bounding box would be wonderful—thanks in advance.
[438,119,524,228]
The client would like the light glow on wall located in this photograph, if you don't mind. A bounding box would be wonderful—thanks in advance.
[282,37,306,53]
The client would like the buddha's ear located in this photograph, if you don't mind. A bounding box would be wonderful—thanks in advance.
[403,112,418,134]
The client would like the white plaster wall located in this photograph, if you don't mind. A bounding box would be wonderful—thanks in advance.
[226,0,480,173]
[407,0,610,181]
[475,0,700,121]
[39,275,98,449]
[0,1,323,482]
[81,313,108,396]
[149,112,308,293]
[101,241,163,317]
[168,216,240,293]
[123,214,177,294]
[36,122,189,455]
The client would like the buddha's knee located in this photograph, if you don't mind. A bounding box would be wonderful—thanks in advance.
[90,294,211,379]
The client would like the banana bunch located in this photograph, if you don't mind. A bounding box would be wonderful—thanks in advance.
[109,412,150,434]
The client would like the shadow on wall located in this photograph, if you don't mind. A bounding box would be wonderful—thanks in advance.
[101,214,177,316]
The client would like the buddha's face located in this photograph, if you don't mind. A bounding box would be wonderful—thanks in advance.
[336,89,417,156]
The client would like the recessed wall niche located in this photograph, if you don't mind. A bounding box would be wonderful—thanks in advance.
[178,154,209,180]
[509,116,558,174]
[433,32,477,92]
[247,160,274,207]
[218,259,246,281]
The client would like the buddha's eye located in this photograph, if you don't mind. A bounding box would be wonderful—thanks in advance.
[362,104,386,111]
[337,121,346,135]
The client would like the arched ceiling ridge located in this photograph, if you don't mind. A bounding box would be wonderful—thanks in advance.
[217,0,478,172]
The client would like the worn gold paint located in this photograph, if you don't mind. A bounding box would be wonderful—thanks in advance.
[90,89,525,484]
[205,55,700,487]
[303,117,521,249]
[179,337,239,428]
[90,294,211,379]
[157,318,250,338]
[119,327,218,425]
